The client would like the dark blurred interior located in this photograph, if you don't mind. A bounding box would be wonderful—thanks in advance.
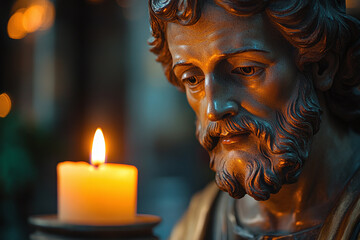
[0,0,359,239]
[0,0,214,239]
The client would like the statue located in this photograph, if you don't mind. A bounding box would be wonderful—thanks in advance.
[148,0,360,239]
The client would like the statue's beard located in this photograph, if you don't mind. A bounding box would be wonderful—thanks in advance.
[196,76,322,201]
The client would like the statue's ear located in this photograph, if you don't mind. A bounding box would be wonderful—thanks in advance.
[312,51,339,91]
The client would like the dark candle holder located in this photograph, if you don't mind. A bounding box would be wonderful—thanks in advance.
[29,214,161,240]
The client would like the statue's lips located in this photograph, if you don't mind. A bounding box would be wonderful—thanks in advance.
[220,132,250,145]
[205,130,251,151]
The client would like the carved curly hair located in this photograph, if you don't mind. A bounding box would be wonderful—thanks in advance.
[148,0,360,128]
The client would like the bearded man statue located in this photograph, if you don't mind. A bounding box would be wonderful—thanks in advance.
[148,0,360,239]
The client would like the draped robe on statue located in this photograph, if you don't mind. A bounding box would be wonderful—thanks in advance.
[170,167,360,240]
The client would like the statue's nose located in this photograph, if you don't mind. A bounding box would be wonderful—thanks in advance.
[205,73,239,121]
[207,100,238,121]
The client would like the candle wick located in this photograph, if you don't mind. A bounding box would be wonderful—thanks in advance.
[93,163,100,169]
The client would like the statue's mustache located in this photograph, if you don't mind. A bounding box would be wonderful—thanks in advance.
[197,116,268,152]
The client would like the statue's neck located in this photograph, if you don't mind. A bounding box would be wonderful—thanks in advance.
[235,110,360,234]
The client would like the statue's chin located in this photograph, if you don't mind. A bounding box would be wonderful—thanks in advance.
[212,149,283,201]
[216,181,247,199]
[215,168,246,199]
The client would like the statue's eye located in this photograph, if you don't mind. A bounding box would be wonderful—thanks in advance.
[178,67,204,88]
[231,66,261,76]
[183,76,202,86]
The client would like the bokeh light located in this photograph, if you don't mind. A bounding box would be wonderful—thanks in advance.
[0,93,12,118]
[7,0,55,39]
[38,1,55,31]
[7,9,27,39]
[23,4,45,32]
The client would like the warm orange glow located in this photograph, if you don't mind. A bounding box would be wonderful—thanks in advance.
[39,1,55,31]
[8,0,55,39]
[7,9,27,39]
[91,128,106,166]
[347,0,359,8]
[23,4,45,32]
[0,93,12,118]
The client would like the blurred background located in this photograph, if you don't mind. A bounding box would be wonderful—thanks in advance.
[0,0,359,240]
[0,0,213,239]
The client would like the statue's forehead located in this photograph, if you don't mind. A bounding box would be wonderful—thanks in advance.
[167,2,265,43]
[166,3,277,67]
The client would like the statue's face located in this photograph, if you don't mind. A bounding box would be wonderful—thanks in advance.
[167,2,321,200]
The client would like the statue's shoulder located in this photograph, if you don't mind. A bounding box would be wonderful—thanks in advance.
[169,182,219,240]
[318,167,360,240]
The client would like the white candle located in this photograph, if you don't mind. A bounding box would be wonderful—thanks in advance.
[57,128,138,225]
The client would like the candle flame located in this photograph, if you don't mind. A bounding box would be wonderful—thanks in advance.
[91,128,106,166]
